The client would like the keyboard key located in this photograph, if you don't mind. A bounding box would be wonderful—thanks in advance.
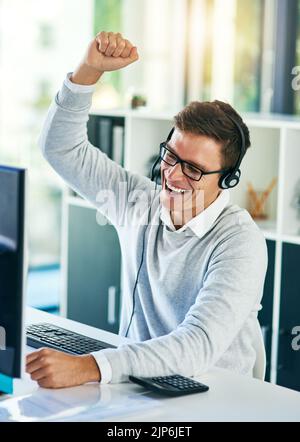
[26,323,116,354]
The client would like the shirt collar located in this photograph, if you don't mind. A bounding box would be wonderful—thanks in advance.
[160,190,230,238]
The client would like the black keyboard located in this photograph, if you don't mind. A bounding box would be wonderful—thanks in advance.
[129,374,209,397]
[26,323,116,355]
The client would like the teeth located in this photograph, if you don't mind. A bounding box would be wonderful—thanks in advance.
[167,183,187,193]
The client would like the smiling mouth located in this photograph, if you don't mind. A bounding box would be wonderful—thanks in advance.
[165,182,189,194]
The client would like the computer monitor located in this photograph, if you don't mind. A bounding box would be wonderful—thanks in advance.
[0,166,27,384]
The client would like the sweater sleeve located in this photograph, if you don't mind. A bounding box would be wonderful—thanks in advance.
[38,73,154,226]
[95,227,268,383]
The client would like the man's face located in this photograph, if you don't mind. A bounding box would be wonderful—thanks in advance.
[160,129,223,227]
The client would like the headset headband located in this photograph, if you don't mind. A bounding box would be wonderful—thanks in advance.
[224,113,246,174]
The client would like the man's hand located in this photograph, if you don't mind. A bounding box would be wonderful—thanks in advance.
[71,31,139,85]
[26,348,101,389]
[89,31,139,72]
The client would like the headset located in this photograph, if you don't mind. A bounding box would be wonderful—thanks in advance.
[152,115,246,189]
[218,113,246,190]
[124,113,246,337]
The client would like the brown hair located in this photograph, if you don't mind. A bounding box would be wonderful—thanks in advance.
[174,100,251,170]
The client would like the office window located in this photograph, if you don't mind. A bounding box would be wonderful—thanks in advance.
[93,0,123,108]
[202,0,214,102]
[186,0,264,112]
[234,0,263,111]
[92,0,187,111]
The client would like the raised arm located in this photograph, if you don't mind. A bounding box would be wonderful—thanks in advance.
[39,32,151,225]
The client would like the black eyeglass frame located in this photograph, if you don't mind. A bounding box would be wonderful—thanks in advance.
[159,142,231,182]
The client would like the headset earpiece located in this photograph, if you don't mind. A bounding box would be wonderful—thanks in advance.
[219,169,241,190]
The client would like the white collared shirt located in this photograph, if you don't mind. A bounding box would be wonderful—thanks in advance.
[160,190,230,238]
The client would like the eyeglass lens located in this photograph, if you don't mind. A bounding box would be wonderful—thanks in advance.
[160,146,202,181]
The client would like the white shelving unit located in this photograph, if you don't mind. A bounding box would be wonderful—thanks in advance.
[63,108,300,386]
[83,108,300,240]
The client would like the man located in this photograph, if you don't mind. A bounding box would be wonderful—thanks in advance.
[26,32,268,388]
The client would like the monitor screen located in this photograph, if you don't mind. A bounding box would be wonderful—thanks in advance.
[0,166,27,378]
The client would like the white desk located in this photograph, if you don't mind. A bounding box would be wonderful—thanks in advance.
[1,307,300,422]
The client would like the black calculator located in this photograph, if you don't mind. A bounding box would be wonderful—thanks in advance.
[129,374,209,397]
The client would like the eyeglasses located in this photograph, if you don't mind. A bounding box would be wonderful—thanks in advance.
[160,143,230,182]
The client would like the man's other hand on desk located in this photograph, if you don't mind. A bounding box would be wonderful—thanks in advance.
[26,348,101,388]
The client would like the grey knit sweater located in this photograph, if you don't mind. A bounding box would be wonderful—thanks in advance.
[38,75,268,384]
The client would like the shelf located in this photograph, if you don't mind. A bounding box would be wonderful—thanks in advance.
[261,231,278,242]
[244,112,300,130]
[280,234,300,246]
[229,126,280,224]
[89,108,300,129]
[254,220,278,241]
[90,107,175,121]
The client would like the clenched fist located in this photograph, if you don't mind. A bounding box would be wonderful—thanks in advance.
[93,31,139,72]
[71,32,139,86]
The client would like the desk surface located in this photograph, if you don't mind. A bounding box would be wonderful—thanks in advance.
[1,307,300,422]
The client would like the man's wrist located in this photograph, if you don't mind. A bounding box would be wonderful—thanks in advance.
[79,354,102,383]
[70,63,104,86]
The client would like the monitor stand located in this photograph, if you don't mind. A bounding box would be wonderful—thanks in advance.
[0,373,13,395]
